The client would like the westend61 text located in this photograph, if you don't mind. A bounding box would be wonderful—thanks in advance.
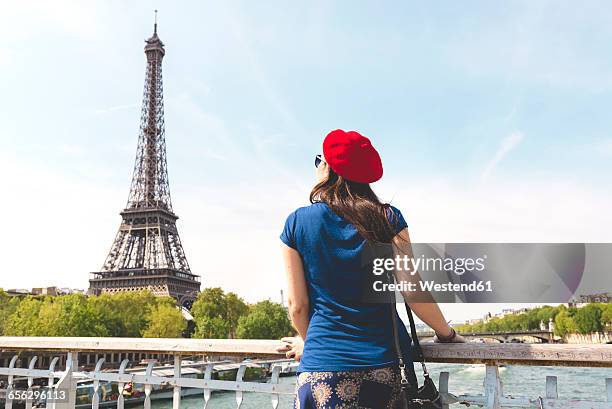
[373,280,493,293]
[372,255,487,276]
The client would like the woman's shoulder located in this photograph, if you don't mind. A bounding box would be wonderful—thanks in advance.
[287,202,330,220]
[281,203,330,248]
[386,204,403,218]
[385,204,408,234]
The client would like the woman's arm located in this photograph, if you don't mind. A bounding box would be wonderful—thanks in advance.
[391,228,464,342]
[281,243,310,339]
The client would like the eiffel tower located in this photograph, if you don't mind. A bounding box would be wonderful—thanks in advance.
[89,18,200,306]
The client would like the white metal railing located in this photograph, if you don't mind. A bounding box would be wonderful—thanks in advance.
[0,337,610,409]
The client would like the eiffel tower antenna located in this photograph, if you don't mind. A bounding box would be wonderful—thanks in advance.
[89,21,201,307]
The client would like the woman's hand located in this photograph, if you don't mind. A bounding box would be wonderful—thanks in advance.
[433,327,466,343]
[276,336,304,361]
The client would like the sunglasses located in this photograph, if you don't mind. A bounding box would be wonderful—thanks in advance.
[315,154,323,168]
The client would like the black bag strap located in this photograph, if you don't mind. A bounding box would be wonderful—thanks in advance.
[388,273,430,379]
[404,303,425,365]
[389,301,410,386]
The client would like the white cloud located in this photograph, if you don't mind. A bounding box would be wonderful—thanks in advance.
[94,103,139,116]
[599,138,612,155]
[1,1,102,40]
[219,1,300,130]
[2,1,610,324]
[481,131,524,181]
[380,174,612,243]
[444,2,612,91]
[0,46,14,69]
[58,144,86,155]
[2,148,610,323]
[0,152,124,291]
[378,174,611,323]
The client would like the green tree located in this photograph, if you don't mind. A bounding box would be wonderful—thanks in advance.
[0,290,21,335]
[87,294,124,336]
[573,304,603,334]
[536,305,558,324]
[6,294,105,337]
[89,291,157,337]
[195,316,230,339]
[192,288,228,338]
[192,288,248,338]
[6,296,45,336]
[485,317,502,332]
[142,304,186,338]
[236,300,293,339]
[554,307,577,337]
[455,304,611,337]
[602,304,612,330]
[44,294,107,336]
[226,292,249,338]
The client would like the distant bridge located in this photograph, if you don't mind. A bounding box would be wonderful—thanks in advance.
[416,329,556,343]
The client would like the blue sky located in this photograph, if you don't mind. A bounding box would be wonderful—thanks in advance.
[1,1,611,322]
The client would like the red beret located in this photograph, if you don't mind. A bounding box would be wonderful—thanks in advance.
[323,129,383,183]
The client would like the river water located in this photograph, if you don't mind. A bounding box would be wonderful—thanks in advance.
[151,363,612,409]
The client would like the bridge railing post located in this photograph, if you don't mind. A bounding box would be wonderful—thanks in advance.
[439,371,451,409]
[483,364,502,409]
[546,376,558,400]
[52,352,77,409]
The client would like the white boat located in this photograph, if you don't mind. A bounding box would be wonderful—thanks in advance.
[274,361,299,377]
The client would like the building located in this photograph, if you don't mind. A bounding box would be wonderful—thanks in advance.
[577,293,611,303]
[569,292,612,307]
[3,287,85,296]
[88,19,200,307]
[31,287,59,296]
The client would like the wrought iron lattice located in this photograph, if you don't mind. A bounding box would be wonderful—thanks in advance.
[126,27,172,212]
[89,21,200,303]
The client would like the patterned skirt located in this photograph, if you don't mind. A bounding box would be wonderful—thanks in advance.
[294,365,404,409]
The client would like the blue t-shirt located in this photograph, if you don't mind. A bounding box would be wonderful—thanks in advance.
[280,202,415,374]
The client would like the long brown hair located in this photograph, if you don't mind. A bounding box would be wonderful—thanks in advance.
[310,168,397,243]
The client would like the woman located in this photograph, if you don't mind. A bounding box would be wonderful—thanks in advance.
[278,129,464,409]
